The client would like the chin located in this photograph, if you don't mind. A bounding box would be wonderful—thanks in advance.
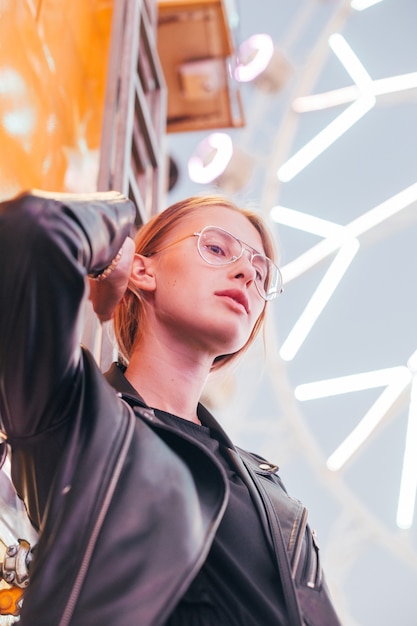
[205,320,253,359]
[216,335,250,359]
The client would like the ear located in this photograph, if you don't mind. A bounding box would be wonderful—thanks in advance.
[129,253,157,293]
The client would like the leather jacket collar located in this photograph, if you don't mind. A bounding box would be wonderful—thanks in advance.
[104,362,235,449]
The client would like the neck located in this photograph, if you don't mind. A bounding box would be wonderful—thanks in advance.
[124,332,213,424]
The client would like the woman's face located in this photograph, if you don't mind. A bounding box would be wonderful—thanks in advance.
[142,206,267,359]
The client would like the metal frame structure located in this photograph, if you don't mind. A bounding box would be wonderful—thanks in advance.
[98,0,167,224]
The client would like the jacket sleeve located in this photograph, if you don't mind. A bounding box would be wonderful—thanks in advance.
[0,190,135,442]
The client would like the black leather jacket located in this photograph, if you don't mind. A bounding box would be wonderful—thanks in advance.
[0,192,341,626]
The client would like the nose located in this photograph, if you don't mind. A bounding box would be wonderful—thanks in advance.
[231,251,256,285]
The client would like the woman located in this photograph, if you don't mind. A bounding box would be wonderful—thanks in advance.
[0,190,341,626]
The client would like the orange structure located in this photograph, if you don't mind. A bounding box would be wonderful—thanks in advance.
[0,0,241,202]
[0,0,113,199]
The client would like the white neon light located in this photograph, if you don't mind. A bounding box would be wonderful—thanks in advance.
[277,95,375,182]
[280,237,343,284]
[295,367,409,400]
[407,349,417,374]
[280,238,359,361]
[276,183,417,359]
[397,376,417,529]
[293,86,360,112]
[278,35,376,181]
[234,34,274,82]
[277,181,417,284]
[373,72,417,95]
[293,72,417,112]
[328,34,372,89]
[351,0,383,10]
[188,133,233,184]
[348,181,417,237]
[270,206,345,238]
[326,367,411,471]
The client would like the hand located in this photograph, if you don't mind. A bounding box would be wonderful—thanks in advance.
[88,237,136,322]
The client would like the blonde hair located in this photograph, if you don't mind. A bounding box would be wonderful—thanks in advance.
[113,195,277,370]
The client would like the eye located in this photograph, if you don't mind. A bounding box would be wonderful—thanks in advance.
[204,243,227,257]
[254,269,268,285]
[200,230,233,259]
[252,256,268,285]
[199,228,237,263]
[255,268,264,282]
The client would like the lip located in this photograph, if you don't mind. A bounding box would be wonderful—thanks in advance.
[215,289,249,314]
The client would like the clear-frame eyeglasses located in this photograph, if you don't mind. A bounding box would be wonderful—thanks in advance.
[150,225,283,301]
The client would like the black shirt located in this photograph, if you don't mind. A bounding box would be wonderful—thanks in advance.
[155,409,288,626]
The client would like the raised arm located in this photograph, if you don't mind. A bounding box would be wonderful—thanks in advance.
[0,190,135,440]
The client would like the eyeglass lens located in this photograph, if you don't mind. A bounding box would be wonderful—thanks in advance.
[198,227,281,300]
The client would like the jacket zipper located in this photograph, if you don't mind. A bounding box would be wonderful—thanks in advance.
[305,529,321,589]
[290,506,308,578]
[58,406,136,626]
